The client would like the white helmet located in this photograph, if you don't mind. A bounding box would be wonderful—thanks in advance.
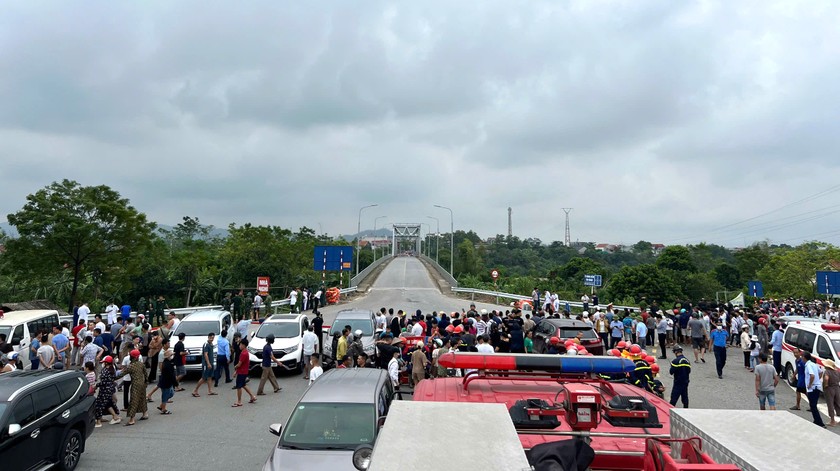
[354,329,363,338]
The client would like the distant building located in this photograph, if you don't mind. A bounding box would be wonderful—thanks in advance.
[651,244,666,256]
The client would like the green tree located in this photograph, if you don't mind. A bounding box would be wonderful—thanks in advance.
[605,264,681,304]
[163,216,219,306]
[712,262,742,290]
[734,243,770,284]
[454,239,483,277]
[757,243,840,298]
[655,246,697,273]
[6,180,154,311]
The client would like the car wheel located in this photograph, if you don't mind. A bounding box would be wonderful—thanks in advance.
[785,364,797,387]
[59,428,83,471]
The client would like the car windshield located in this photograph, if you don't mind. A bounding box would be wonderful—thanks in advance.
[281,402,374,449]
[329,319,373,336]
[257,322,300,339]
[173,321,219,336]
[559,327,598,340]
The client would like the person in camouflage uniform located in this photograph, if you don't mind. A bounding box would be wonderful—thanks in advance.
[154,296,168,327]
[232,292,243,321]
[263,293,273,317]
[244,292,253,320]
[221,293,232,314]
[137,297,148,317]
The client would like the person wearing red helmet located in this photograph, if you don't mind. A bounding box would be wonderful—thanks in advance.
[644,355,656,365]
[629,344,642,356]
[547,337,561,355]
[616,341,627,350]
[650,363,666,399]
[94,355,121,427]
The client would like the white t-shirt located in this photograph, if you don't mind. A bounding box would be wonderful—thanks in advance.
[121,356,132,382]
[77,305,91,324]
[289,290,298,306]
[95,321,106,333]
[375,314,387,330]
[170,318,181,332]
[410,323,423,336]
[38,345,55,368]
[476,343,494,354]
[302,331,319,355]
[805,361,824,392]
[309,366,323,384]
[253,295,263,309]
[105,304,118,324]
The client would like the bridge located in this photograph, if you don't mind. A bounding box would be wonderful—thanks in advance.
[318,255,507,326]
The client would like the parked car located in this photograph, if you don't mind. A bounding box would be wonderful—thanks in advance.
[249,314,310,372]
[169,310,234,371]
[0,369,96,471]
[0,310,61,370]
[263,368,395,471]
[781,321,840,386]
[323,310,377,365]
[532,318,604,355]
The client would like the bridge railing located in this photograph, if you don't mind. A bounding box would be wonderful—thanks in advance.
[351,255,393,287]
[418,254,458,287]
[73,287,360,323]
[450,287,636,312]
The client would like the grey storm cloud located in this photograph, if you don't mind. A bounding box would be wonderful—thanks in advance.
[1,0,840,247]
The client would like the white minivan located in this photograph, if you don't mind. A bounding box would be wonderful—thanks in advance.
[0,310,61,369]
[781,321,840,386]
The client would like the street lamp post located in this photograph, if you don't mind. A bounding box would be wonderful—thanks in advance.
[434,205,454,275]
[426,215,440,265]
[373,216,387,262]
[419,223,430,257]
[356,204,378,276]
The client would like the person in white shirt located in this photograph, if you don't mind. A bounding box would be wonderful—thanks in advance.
[309,355,323,385]
[804,352,826,427]
[95,319,107,334]
[77,303,91,325]
[552,294,560,314]
[301,326,319,380]
[375,313,386,332]
[387,350,401,387]
[105,302,118,325]
[236,319,250,339]
[289,289,298,313]
[252,294,263,319]
[301,288,309,312]
[543,291,552,311]
[410,321,423,337]
[476,335,494,354]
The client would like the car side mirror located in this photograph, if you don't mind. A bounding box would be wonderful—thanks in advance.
[8,424,21,436]
[250,331,256,338]
[268,423,283,437]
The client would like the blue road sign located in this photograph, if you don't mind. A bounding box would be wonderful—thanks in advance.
[583,274,602,287]
[817,271,840,295]
[747,281,764,298]
[313,246,354,271]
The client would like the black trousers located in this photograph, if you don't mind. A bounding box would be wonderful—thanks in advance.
[214,357,231,385]
[670,382,689,408]
[658,333,667,358]
[773,350,782,375]
[123,383,131,409]
[744,351,751,368]
[148,353,159,382]
[808,390,825,427]
[714,346,727,377]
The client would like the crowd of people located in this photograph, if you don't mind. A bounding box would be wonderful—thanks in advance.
[3,294,839,432]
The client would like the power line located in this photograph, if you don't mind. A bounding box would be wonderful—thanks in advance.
[709,183,840,232]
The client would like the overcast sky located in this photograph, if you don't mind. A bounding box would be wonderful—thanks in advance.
[2,1,839,247]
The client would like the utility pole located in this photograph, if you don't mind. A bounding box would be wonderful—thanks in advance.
[507,207,512,238]
[563,208,572,247]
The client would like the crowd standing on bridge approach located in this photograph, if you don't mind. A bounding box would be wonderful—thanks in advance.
[3,292,839,435]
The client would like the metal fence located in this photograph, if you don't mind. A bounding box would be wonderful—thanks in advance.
[77,287,360,323]
[418,254,458,287]
[450,287,636,312]
[350,255,393,287]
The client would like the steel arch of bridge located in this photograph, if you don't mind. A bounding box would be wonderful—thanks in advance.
[391,223,422,256]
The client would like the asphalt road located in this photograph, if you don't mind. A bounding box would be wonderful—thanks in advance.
[80,257,836,470]
[79,256,511,471]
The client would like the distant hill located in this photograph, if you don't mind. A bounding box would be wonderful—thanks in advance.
[0,221,228,239]
[340,228,393,242]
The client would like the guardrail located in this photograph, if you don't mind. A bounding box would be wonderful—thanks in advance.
[80,287,361,323]
[419,254,458,287]
[450,287,636,312]
[351,255,393,287]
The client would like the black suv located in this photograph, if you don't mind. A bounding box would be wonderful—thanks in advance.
[0,370,95,471]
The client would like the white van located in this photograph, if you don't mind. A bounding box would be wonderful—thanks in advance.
[0,310,61,369]
[781,321,840,386]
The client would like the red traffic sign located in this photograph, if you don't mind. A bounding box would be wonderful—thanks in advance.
[257,277,270,296]
[490,269,500,280]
